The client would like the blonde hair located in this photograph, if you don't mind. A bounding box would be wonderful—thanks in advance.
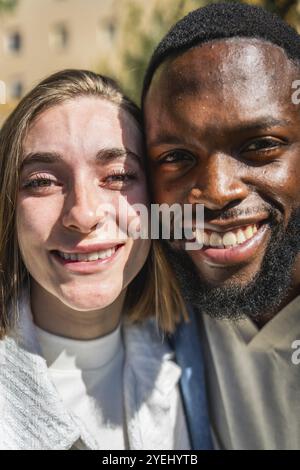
[0,69,188,339]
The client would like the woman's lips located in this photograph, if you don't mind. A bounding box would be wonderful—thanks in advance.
[190,222,270,266]
[50,244,124,274]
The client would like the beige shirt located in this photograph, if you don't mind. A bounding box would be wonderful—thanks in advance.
[201,296,300,450]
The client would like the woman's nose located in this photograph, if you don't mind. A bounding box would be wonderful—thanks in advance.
[62,180,107,233]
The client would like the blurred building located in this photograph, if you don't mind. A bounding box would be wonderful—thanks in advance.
[0,0,151,124]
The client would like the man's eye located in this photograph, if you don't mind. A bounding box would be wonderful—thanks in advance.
[159,150,195,164]
[241,138,285,153]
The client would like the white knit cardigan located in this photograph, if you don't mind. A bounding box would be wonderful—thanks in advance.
[0,286,189,450]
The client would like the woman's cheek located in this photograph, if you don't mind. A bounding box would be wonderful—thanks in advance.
[126,183,150,235]
[16,198,59,250]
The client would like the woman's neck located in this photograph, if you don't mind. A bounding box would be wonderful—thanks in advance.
[30,279,126,340]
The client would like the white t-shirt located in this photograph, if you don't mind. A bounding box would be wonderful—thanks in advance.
[35,323,126,450]
[201,296,300,450]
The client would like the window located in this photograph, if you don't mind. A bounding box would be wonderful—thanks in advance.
[105,20,116,40]
[49,23,69,50]
[0,81,6,104]
[5,31,22,53]
[98,17,116,46]
[9,79,23,100]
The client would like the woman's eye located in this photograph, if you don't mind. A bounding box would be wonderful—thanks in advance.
[23,176,57,190]
[241,138,285,153]
[159,150,195,164]
[103,170,138,188]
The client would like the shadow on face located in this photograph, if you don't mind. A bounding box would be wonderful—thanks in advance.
[144,38,300,320]
[145,38,300,286]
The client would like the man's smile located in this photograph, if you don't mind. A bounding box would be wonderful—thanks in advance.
[191,220,270,267]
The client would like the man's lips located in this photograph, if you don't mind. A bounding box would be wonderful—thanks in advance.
[202,213,270,232]
[188,217,271,266]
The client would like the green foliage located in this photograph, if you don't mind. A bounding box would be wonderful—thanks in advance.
[122,3,182,102]
[117,0,195,104]
[201,0,298,18]
[257,0,297,18]
[0,0,18,12]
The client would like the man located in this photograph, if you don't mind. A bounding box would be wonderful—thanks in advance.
[142,2,300,449]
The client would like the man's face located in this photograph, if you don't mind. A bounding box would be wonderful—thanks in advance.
[144,39,300,319]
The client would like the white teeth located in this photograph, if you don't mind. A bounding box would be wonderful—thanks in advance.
[237,229,246,244]
[245,226,254,240]
[202,224,259,249]
[98,248,113,260]
[57,248,116,262]
[87,252,100,261]
[210,232,223,247]
[194,229,204,245]
[223,231,237,247]
[204,231,211,246]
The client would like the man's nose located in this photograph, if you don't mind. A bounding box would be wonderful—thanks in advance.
[187,153,249,210]
[62,180,106,233]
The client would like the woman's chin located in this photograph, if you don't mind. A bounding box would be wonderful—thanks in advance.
[58,286,123,312]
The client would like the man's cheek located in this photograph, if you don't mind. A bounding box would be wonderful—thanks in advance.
[152,175,182,204]
[264,159,300,202]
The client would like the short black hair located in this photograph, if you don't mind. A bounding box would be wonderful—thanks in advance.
[142,2,300,101]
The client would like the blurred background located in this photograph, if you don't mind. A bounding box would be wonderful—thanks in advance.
[0,0,300,124]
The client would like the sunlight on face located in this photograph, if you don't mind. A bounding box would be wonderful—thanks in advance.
[17,97,150,311]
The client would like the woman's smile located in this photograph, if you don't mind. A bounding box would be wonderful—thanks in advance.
[17,95,150,316]
[50,243,126,274]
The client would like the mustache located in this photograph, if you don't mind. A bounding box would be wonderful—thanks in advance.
[157,203,282,242]
[203,205,279,223]
[163,204,281,241]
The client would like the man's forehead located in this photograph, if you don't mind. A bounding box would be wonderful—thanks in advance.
[147,38,297,102]
[144,38,300,142]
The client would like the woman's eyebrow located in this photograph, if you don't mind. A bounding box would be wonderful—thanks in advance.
[21,148,143,170]
[95,148,143,167]
[20,152,62,170]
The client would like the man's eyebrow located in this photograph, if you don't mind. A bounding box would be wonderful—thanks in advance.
[147,135,184,148]
[233,117,294,134]
[21,148,142,170]
[148,117,293,147]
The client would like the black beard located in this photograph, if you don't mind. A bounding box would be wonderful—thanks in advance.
[164,208,300,322]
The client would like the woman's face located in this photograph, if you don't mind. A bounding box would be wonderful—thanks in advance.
[17,96,150,311]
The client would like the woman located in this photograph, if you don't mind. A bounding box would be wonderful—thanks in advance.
[0,70,190,450]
